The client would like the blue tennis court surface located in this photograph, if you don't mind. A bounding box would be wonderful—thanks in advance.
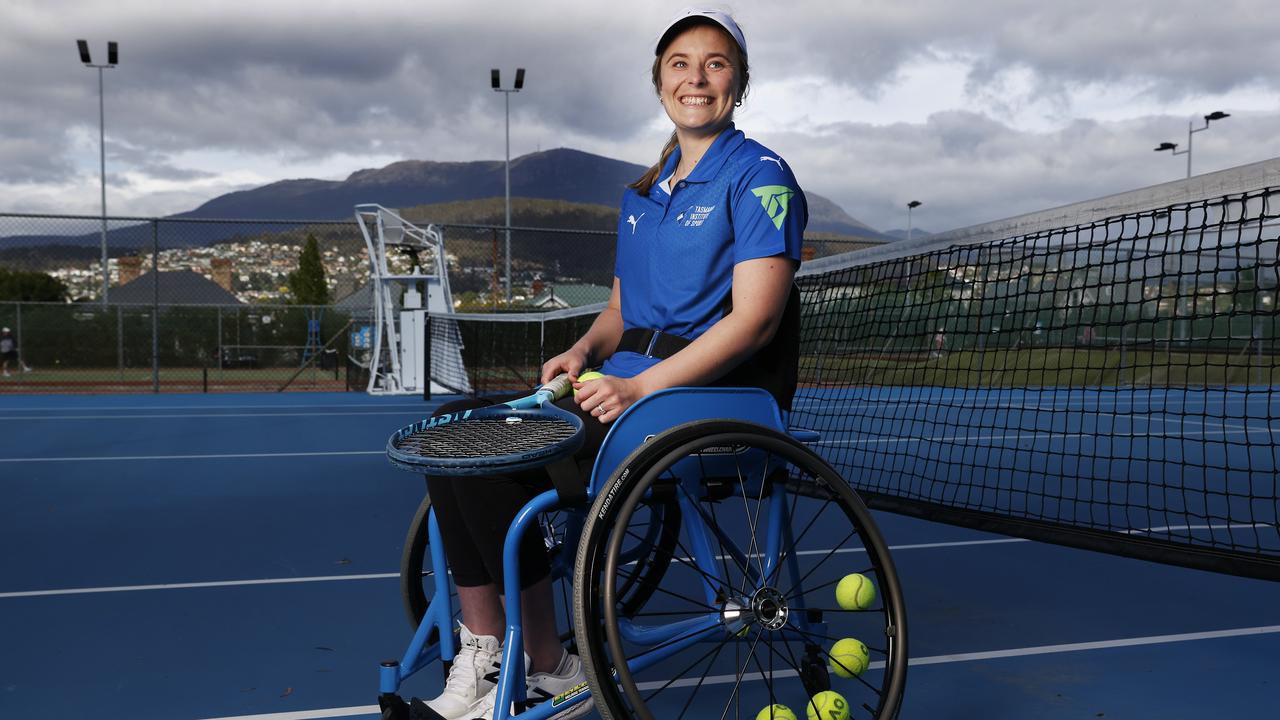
[1,389,1277,719]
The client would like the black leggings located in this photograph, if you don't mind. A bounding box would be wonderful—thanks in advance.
[423,392,610,592]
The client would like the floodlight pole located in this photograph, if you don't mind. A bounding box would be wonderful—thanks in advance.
[906,200,922,242]
[492,67,525,303]
[78,39,118,307]
[1154,111,1230,179]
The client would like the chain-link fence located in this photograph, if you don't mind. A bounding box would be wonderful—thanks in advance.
[0,211,887,393]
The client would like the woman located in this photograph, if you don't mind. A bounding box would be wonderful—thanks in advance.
[424,9,806,719]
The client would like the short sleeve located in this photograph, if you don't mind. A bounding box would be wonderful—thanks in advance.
[614,189,636,279]
[731,158,807,265]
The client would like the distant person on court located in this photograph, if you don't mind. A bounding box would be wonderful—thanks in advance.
[420,9,806,719]
[1,327,32,377]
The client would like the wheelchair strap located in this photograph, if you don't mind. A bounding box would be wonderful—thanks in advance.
[545,456,587,506]
[616,327,692,359]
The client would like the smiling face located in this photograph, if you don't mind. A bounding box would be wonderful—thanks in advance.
[658,23,743,141]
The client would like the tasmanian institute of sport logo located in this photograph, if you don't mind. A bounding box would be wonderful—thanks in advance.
[751,185,795,230]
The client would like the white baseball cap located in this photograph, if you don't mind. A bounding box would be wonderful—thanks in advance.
[656,7,747,57]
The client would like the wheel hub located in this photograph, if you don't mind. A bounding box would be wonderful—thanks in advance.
[749,587,790,631]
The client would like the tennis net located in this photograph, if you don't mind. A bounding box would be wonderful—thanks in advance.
[420,175,1280,580]
[792,185,1280,580]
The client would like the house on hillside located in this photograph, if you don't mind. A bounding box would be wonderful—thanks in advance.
[108,270,244,306]
[527,283,612,309]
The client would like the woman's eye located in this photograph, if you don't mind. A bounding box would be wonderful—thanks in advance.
[708,61,725,70]
[672,60,687,69]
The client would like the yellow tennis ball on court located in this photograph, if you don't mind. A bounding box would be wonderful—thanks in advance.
[806,691,850,720]
[829,637,869,678]
[572,370,605,396]
[755,704,796,720]
[835,573,876,611]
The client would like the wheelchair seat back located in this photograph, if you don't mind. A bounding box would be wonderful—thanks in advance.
[587,387,788,498]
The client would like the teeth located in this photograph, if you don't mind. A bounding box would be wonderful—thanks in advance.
[681,97,710,106]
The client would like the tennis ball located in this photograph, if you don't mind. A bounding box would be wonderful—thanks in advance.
[755,704,796,720]
[829,637,869,678]
[572,370,605,396]
[835,573,876,611]
[806,691,850,720]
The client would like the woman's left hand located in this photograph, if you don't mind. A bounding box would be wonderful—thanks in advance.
[574,375,644,424]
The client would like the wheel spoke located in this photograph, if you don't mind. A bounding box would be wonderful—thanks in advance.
[621,524,730,601]
[643,630,737,703]
[780,527,859,600]
[583,424,906,720]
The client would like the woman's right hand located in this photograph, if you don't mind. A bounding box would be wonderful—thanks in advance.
[541,347,591,384]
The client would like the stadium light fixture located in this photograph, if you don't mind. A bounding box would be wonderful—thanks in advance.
[77,39,119,306]
[906,200,922,242]
[491,67,526,303]
[1154,111,1230,179]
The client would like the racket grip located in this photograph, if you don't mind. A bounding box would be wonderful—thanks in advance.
[540,372,573,401]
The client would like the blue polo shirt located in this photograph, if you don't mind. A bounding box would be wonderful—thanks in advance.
[602,124,807,379]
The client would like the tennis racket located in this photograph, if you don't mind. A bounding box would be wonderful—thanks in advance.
[387,373,584,475]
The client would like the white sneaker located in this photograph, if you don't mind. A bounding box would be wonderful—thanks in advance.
[425,624,504,720]
[469,650,593,720]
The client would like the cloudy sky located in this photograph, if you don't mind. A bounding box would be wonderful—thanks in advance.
[3,0,1278,233]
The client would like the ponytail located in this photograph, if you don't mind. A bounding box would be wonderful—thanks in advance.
[629,131,679,196]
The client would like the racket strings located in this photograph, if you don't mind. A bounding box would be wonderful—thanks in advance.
[394,417,579,459]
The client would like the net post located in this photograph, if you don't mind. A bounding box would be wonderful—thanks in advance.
[151,218,160,394]
[423,313,432,401]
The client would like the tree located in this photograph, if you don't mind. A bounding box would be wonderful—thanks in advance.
[286,234,330,305]
[0,268,67,302]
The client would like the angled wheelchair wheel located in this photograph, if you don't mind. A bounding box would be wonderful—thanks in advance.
[401,490,681,630]
[400,494,443,628]
[573,420,908,720]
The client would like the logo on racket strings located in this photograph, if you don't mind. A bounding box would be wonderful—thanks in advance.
[422,409,472,428]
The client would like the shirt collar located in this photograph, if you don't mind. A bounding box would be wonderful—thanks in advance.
[659,124,746,186]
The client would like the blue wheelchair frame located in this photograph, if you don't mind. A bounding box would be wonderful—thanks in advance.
[380,387,819,720]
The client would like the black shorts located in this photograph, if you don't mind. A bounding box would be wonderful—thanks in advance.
[422,391,610,591]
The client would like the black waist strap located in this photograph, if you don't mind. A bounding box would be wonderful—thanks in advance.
[616,328,692,360]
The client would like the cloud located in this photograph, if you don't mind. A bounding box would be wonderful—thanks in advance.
[0,0,1277,233]
[766,109,1276,232]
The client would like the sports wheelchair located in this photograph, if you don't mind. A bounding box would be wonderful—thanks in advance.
[379,387,908,720]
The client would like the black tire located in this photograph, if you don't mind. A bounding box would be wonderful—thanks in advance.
[573,420,908,720]
[399,493,438,628]
[401,490,682,630]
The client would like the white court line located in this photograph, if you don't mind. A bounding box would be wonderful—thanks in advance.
[790,399,1261,432]
[0,450,384,464]
[198,706,380,720]
[191,624,1280,720]
[790,395,1266,412]
[0,401,428,412]
[0,410,427,421]
[0,573,398,599]
[0,538,1026,599]
[637,624,1280,691]
[814,426,1276,448]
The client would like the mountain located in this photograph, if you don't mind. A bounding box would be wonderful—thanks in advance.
[884,228,934,241]
[176,149,646,221]
[180,148,884,237]
[1,148,887,253]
